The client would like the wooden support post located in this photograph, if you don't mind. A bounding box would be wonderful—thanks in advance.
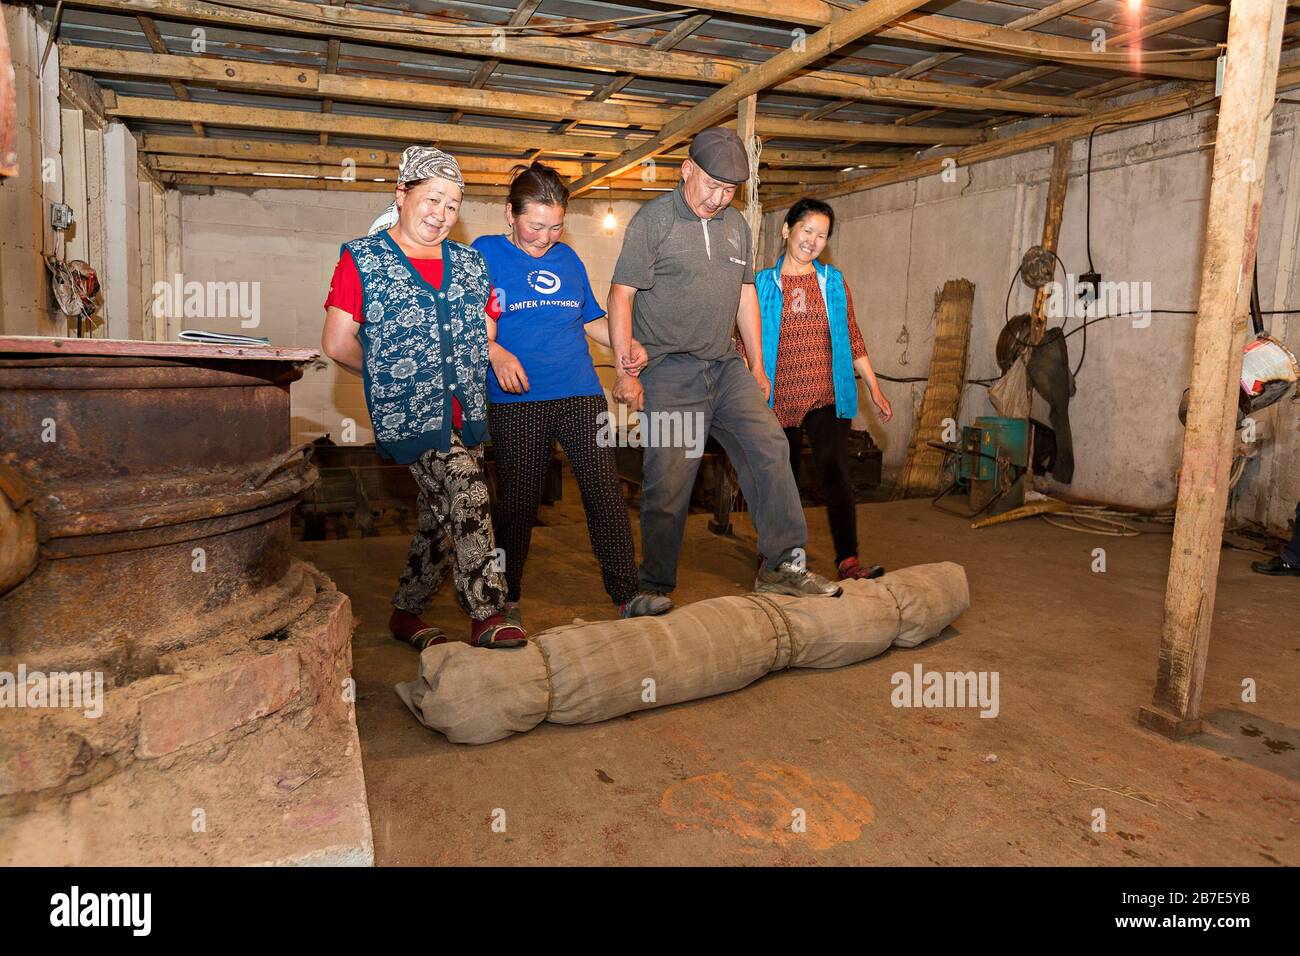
[1023,140,1072,490]
[1030,141,1072,343]
[737,94,762,269]
[1139,0,1287,740]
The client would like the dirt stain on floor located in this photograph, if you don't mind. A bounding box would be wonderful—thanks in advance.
[659,759,875,851]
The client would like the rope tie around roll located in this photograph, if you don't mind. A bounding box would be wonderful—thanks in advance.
[533,639,558,722]
[742,592,800,671]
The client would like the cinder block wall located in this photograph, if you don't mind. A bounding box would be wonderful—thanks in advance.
[762,100,1300,532]
[180,187,641,447]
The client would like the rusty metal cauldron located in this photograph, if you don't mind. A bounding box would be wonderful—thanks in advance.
[0,338,320,682]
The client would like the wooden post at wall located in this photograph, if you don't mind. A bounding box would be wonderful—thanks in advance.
[1139,0,1287,740]
[1030,141,1072,343]
[737,94,762,269]
[1024,139,1072,489]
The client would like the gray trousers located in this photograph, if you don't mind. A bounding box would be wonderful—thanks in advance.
[638,352,807,594]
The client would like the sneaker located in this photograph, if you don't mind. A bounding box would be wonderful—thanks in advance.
[1251,555,1300,577]
[755,561,842,598]
[619,592,673,619]
[837,557,885,581]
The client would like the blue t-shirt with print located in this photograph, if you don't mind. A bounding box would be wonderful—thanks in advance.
[473,233,606,403]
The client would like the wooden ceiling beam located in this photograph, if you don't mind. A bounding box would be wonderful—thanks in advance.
[903,4,1228,128]
[569,0,936,195]
[448,0,542,125]
[52,0,1122,113]
[763,57,1300,212]
[143,151,849,185]
[136,134,909,170]
[58,41,1091,122]
[648,0,1215,79]
[69,49,986,146]
[135,14,204,137]
[157,171,689,201]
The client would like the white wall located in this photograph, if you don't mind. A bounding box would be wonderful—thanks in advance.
[762,101,1300,532]
[180,187,642,446]
[102,123,141,339]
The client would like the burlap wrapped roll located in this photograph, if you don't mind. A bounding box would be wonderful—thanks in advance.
[396,561,969,744]
[538,595,791,726]
[860,561,971,648]
[394,640,549,744]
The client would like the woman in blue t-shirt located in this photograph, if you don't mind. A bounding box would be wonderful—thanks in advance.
[474,163,672,624]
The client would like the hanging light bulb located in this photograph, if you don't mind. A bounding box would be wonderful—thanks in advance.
[603,202,616,233]
[1128,0,1141,10]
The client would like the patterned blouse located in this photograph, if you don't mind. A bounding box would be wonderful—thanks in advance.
[745,271,868,429]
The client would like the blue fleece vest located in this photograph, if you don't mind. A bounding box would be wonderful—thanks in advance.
[344,231,491,463]
[755,256,858,419]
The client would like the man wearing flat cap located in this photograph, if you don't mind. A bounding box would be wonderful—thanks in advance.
[607,126,842,600]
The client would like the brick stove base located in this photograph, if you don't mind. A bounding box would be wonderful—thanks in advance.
[0,560,373,866]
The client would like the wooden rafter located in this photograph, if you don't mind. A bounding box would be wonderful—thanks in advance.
[538,10,712,164]
[66,49,990,147]
[906,4,1229,128]
[154,173,715,200]
[892,0,1098,81]
[56,40,1093,120]
[766,58,1300,211]
[448,0,542,126]
[134,14,203,137]
[134,133,908,171]
[51,0,1206,117]
[640,0,1217,80]
[568,0,936,196]
[319,36,338,146]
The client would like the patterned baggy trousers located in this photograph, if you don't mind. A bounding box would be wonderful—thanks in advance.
[391,430,507,621]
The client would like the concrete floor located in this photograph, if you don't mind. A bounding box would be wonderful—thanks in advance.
[293,481,1300,866]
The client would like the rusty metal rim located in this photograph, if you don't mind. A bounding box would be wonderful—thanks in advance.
[39,496,302,559]
[0,362,304,388]
[39,464,318,543]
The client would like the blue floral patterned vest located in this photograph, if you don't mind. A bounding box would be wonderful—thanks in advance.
[344,231,491,463]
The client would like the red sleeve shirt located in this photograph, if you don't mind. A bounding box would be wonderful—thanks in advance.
[324,248,500,320]
[325,247,505,430]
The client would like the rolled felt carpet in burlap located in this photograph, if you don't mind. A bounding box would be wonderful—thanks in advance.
[395,562,970,744]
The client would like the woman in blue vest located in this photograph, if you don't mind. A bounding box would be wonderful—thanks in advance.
[475,162,671,626]
[754,197,892,581]
[322,146,525,650]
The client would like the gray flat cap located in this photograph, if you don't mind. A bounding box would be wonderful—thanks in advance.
[688,127,749,184]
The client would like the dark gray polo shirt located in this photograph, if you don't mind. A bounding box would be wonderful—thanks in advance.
[611,184,754,369]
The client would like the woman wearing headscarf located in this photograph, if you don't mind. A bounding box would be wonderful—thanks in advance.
[752,197,892,581]
[321,146,525,649]
[474,162,669,626]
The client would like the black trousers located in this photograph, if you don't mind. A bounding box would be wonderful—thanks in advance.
[1285,502,1300,566]
[784,404,858,565]
[488,394,640,606]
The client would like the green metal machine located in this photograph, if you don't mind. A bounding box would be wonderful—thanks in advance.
[930,416,1029,518]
